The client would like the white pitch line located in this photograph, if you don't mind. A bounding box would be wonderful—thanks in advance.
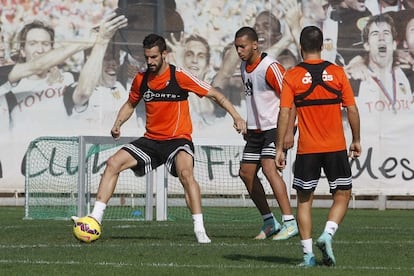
[1,239,413,250]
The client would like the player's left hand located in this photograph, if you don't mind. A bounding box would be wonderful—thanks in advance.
[233,117,246,134]
[349,142,361,159]
[283,131,294,150]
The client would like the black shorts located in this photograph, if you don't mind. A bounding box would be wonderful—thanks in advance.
[122,137,194,177]
[241,129,277,164]
[293,150,352,193]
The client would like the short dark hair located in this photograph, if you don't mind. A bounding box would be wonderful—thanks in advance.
[143,33,167,52]
[362,13,396,43]
[300,26,323,53]
[235,26,258,42]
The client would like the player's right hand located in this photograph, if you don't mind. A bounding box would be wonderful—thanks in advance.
[275,150,286,170]
[111,126,121,140]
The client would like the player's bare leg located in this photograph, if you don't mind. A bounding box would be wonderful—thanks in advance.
[328,189,351,224]
[317,189,352,265]
[77,149,138,224]
[96,149,138,204]
[261,159,292,216]
[239,163,272,214]
[296,191,313,240]
[175,150,211,243]
[239,163,281,239]
[71,149,138,242]
[261,158,298,240]
[296,190,316,266]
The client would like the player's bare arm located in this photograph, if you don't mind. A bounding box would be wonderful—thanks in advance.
[283,105,297,150]
[275,106,291,169]
[206,87,246,134]
[111,100,136,139]
[346,104,362,159]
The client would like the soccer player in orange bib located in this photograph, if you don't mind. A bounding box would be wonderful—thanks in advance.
[276,26,361,266]
[73,33,246,244]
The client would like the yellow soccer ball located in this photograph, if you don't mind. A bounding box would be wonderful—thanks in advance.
[72,216,101,243]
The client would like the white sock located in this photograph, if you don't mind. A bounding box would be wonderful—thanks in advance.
[324,221,338,236]
[262,213,274,221]
[301,238,313,254]
[282,214,295,222]
[192,213,206,232]
[90,201,106,224]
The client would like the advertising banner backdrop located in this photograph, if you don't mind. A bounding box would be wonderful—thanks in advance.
[0,0,413,196]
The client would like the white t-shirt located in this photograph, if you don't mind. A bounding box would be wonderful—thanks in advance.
[9,71,74,136]
[356,67,413,138]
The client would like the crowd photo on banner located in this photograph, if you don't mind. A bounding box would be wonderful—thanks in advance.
[0,0,413,196]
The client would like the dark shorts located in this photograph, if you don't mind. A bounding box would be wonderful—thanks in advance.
[293,150,352,194]
[241,129,277,164]
[122,137,194,177]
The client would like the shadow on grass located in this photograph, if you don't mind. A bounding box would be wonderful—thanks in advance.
[106,236,159,240]
[223,253,298,265]
[106,232,196,241]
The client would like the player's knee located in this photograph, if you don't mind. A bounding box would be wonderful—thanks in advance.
[178,167,194,183]
[333,189,352,202]
[105,156,122,173]
[261,167,274,179]
[261,160,277,176]
[239,167,250,182]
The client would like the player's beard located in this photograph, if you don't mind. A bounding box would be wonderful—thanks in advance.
[148,59,164,74]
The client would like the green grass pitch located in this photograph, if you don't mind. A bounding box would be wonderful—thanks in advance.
[1,207,413,275]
